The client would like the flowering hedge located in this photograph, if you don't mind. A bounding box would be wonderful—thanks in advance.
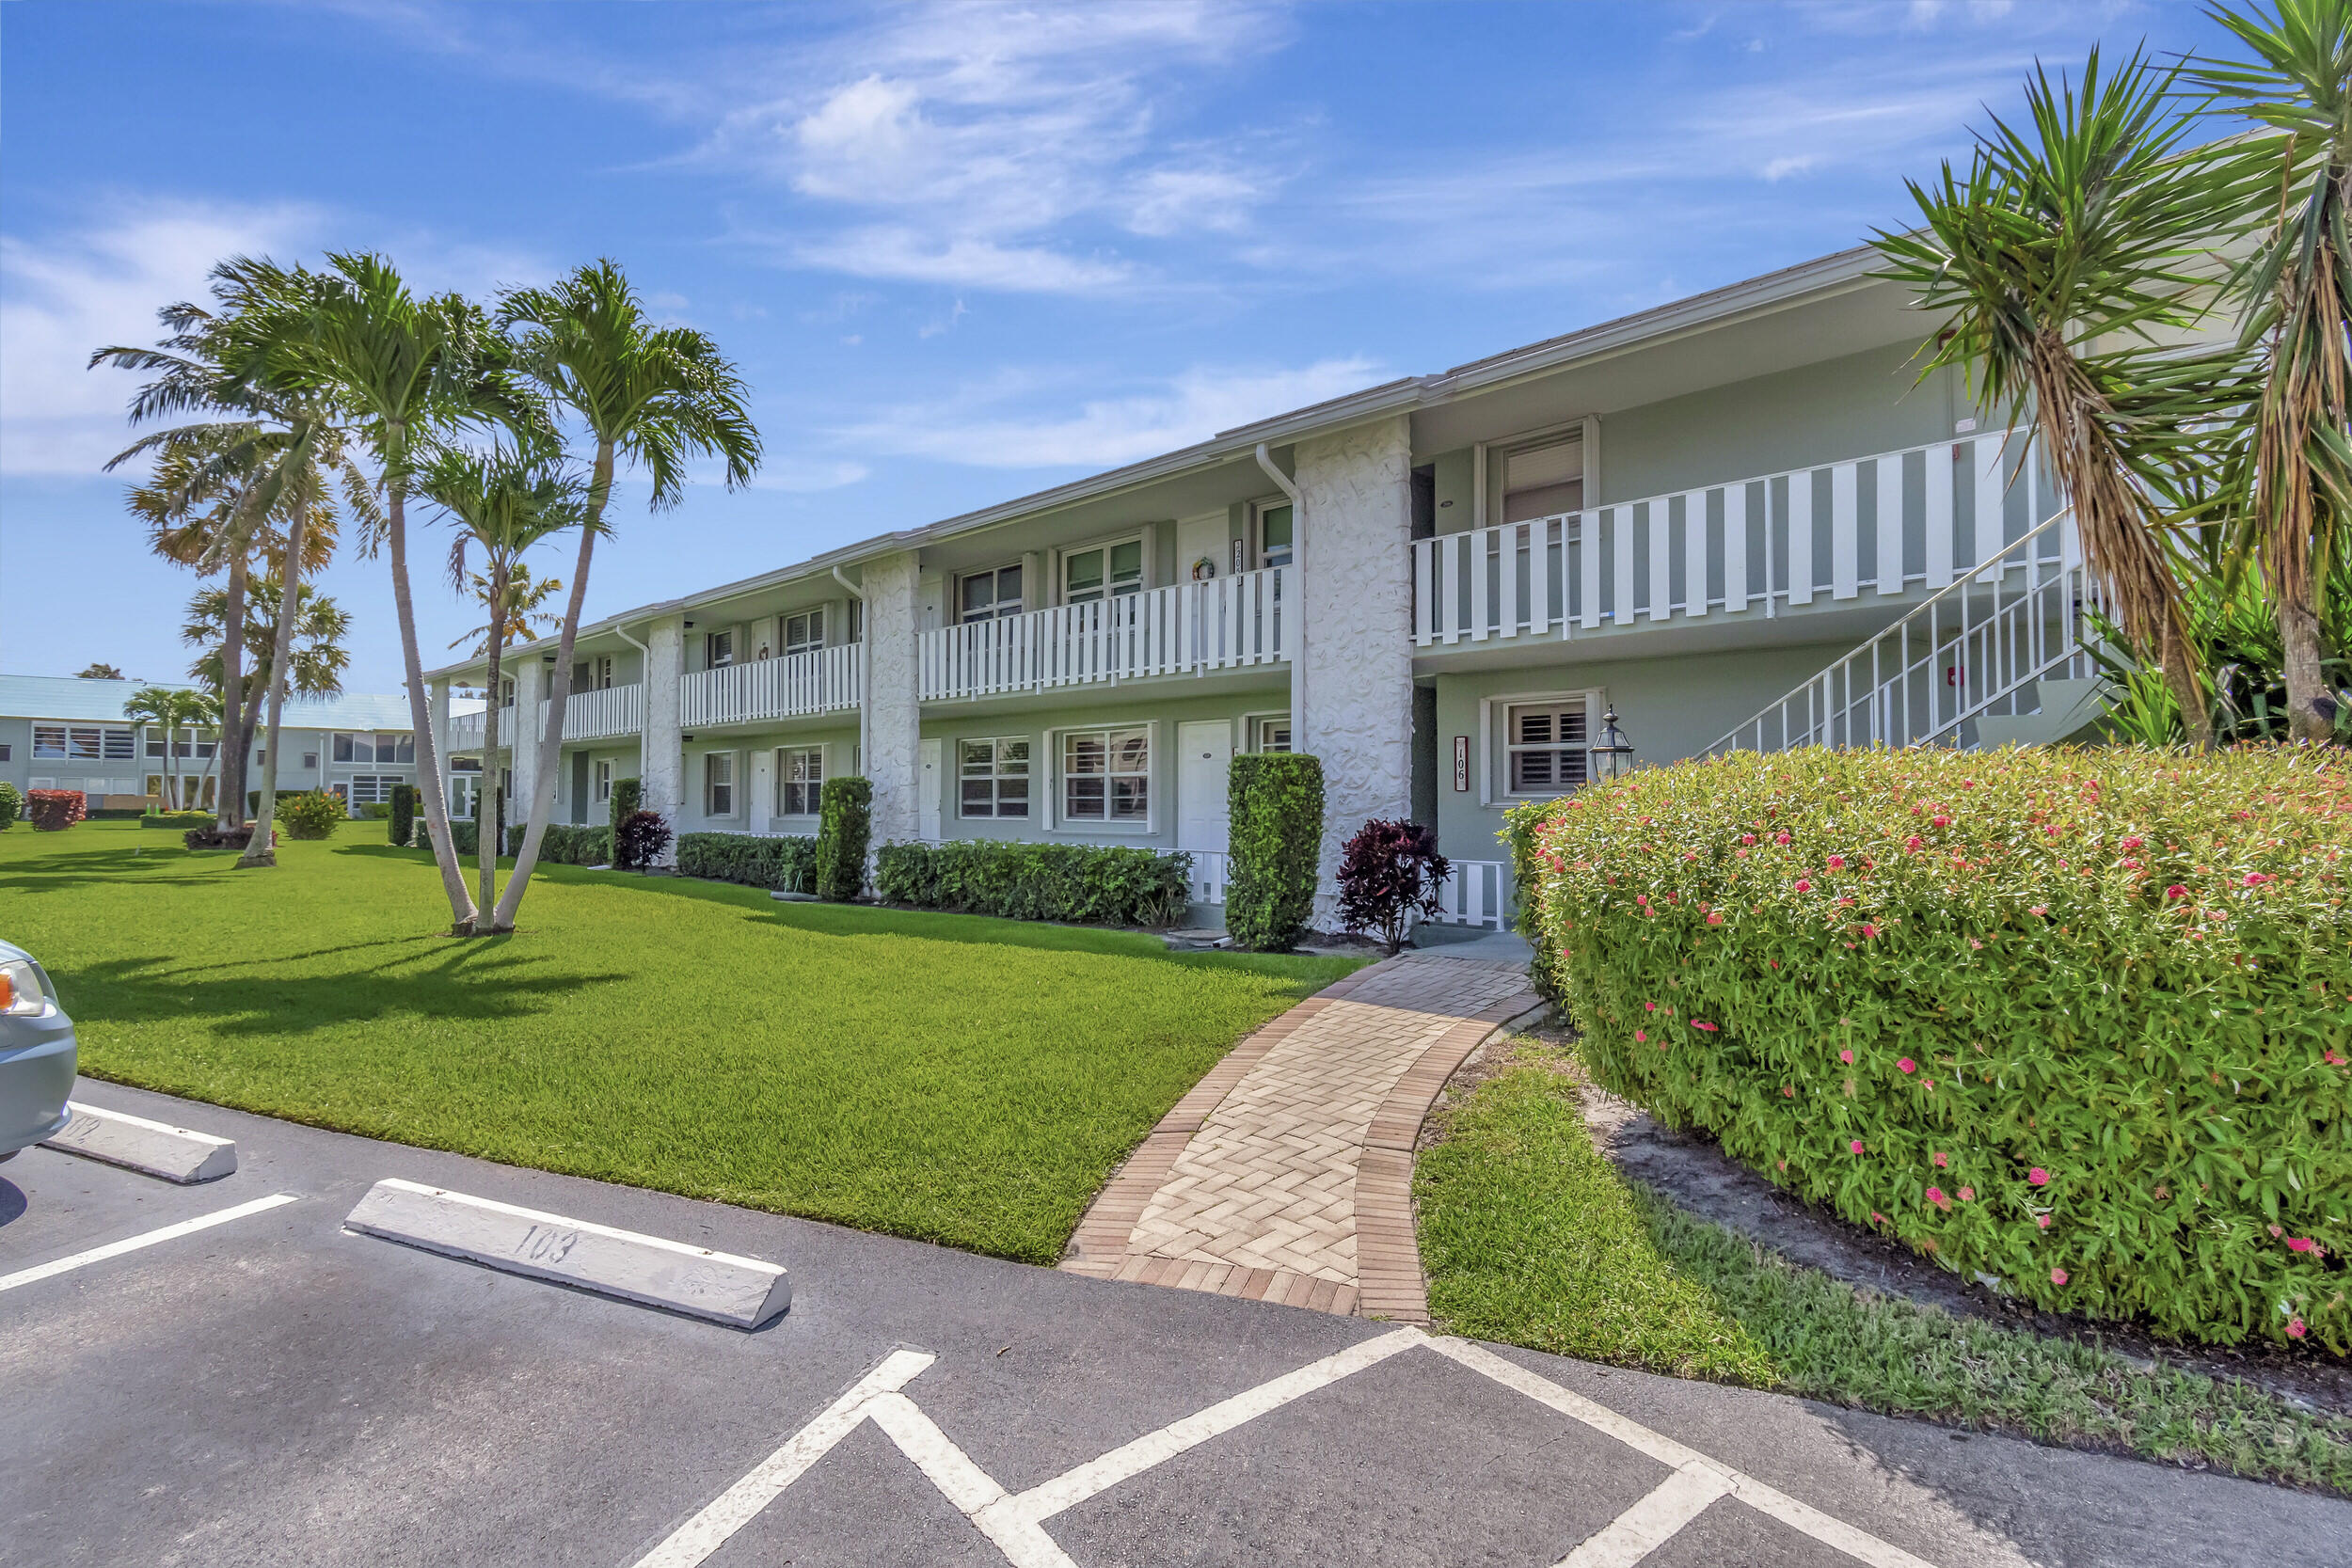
[1514,745,2352,1351]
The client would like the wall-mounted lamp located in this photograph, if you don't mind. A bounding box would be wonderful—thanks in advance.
[1592,707,1636,781]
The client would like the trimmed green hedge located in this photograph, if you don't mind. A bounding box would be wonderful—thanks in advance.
[677,832,818,892]
[1517,745,2352,1351]
[0,782,19,831]
[536,823,612,865]
[816,776,871,901]
[874,840,1191,927]
[389,783,417,848]
[140,810,215,830]
[1227,752,1324,951]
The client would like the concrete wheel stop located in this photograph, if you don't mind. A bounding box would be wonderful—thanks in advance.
[41,1101,239,1183]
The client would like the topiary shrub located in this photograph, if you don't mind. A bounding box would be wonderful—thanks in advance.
[278,789,346,840]
[874,840,1191,926]
[678,832,818,891]
[1519,744,2352,1351]
[614,809,671,872]
[26,790,87,832]
[1226,753,1323,951]
[610,776,641,838]
[1336,818,1452,954]
[389,784,417,848]
[815,776,871,901]
[0,781,22,831]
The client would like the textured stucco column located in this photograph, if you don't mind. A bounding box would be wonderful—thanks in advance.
[642,616,684,868]
[508,657,546,852]
[1295,415,1414,918]
[861,550,922,847]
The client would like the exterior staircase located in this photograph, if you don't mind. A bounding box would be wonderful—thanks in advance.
[1707,506,2107,756]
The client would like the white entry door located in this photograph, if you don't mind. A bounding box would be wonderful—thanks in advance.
[919,738,943,841]
[1176,721,1232,853]
[750,749,774,834]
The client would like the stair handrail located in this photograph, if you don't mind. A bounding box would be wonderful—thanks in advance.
[1702,502,2082,757]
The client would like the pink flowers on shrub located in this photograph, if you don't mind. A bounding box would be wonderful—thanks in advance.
[2027,1167,2050,1186]
[2289,1317,2308,1339]
[1897,1057,1917,1074]
[1838,1049,1854,1064]
[1904,836,1923,853]
[2050,1268,2069,1287]
[1859,924,1879,938]
[1957,1186,1974,1202]
[1931,814,1951,828]
[1692,1020,1719,1032]
[2285,1237,2319,1254]
[1706,911,1724,925]
[1926,1186,1947,1208]
[2243,871,2269,887]
[1634,1030,1647,1044]
[1774,832,1790,845]
[2037,1213,2052,1229]
[1826,855,1846,870]
[1793,879,1812,893]
[2120,836,2143,852]
[1850,1140,1866,1154]
[2165,884,2188,899]
[1931,1151,1947,1167]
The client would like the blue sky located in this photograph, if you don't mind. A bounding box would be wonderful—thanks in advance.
[0,0,2228,692]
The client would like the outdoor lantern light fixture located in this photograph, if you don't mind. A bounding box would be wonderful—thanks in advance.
[1593,705,1636,780]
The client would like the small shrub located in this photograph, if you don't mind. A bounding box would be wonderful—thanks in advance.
[610,776,641,838]
[1336,818,1451,954]
[277,790,346,840]
[184,824,274,851]
[359,801,391,820]
[815,776,872,901]
[678,832,818,891]
[1226,753,1323,951]
[614,809,671,872]
[0,782,24,831]
[875,840,1191,927]
[1518,744,2352,1351]
[533,823,612,865]
[140,810,213,830]
[26,790,87,832]
[389,784,417,848]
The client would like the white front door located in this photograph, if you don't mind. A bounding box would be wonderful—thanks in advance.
[1176,721,1232,853]
[919,738,943,841]
[750,749,774,834]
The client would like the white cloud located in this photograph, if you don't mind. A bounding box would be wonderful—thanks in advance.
[0,198,323,478]
[792,228,1136,293]
[836,356,1380,469]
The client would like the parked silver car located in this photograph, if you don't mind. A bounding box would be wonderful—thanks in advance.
[0,939,75,1161]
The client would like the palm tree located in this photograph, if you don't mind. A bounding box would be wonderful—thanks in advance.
[2200,0,2352,743]
[486,260,761,931]
[1874,49,2240,749]
[184,575,352,704]
[449,562,564,657]
[126,426,337,824]
[123,687,183,806]
[420,449,583,917]
[91,259,373,860]
[75,663,126,680]
[276,254,530,932]
[174,686,225,812]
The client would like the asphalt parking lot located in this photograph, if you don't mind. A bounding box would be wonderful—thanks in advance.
[5,1079,2345,1568]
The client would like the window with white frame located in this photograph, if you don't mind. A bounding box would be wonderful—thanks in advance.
[1062,727,1148,823]
[500,677,516,708]
[1062,539,1143,605]
[48,725,133,761]
[1248,714,1292,753]
[706,629,735,669]
[449,772,478,821]
[775,745,823,816]
[300,751,319,771]
[1502,437,1584,525]
[1256,502,1294,571]
[577,655,614,689]
[32,727,65,759]
[348,775,399,805]
[783,608,825,657]
[383,732,414,763]
[705,751,736,816]
[594,759,612,803]
[334,732,369,763]
[958,737,1030,818]
[959,564,1024,622]
[1503,696,1593,796]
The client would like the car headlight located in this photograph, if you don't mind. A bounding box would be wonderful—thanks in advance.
[0,959,48,1017]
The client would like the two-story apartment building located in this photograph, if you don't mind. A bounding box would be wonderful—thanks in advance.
[426,243,2089,929]
[0,674,428,816]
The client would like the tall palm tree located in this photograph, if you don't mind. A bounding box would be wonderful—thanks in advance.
[1874,49,2241,748]
[126,426,337,824]
[420,449,583,917]
[184,575,352,704]
[276,253,531,932]
[171,686,226,812]
[123,687,183,807]
[92,259,372,860]
[487,260,761,931]
[2201,0,2352,743]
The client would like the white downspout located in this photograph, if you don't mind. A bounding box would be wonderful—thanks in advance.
[612,622,653,792]
[833,566,869,777]
[1255,442,1304,748]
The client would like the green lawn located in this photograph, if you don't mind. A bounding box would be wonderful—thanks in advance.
[2,819,1358,1263]
[1415,1035,2352,1496]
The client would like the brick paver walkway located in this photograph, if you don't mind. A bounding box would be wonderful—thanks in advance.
[1062,953,1540,1322]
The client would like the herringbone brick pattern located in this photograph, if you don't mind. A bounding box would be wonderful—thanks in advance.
[1062,954,1538,1322]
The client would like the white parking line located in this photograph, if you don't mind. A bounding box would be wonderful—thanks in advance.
[0,1193,301,1293]
[628,1329,1944,1568]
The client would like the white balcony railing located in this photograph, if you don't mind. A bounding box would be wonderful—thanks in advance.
[920,565,1290,704]
[681,644,861,729]
[1429,859,1508,930]
[447,709,489,752]
[544,682,644,742]
[1413,431,2047,646]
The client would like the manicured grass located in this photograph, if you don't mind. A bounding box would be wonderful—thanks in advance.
[1415,1037,2352,1495]
[1,820,1359,1263]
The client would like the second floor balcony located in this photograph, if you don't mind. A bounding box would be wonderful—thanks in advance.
[681,644,860,728]
[446,679,644,752]
[919,564,1290,704]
